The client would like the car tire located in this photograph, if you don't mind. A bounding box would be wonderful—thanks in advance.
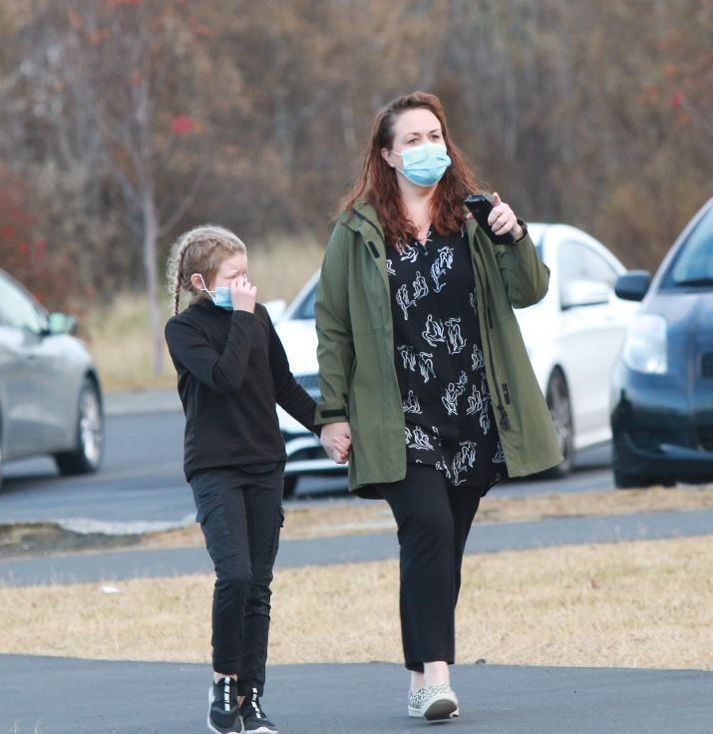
[542,369,575,478]
[54,377,104,476]
[283,475,298,499]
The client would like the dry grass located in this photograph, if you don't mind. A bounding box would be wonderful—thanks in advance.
[86,237,324,392]
[1,537,711,670]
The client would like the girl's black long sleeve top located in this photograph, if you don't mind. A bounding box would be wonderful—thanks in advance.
[165,299,318,480]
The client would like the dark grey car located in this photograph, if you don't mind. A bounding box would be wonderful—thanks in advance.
[0,269,104,486]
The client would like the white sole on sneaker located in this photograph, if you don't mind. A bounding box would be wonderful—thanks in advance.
[408,684,459,722]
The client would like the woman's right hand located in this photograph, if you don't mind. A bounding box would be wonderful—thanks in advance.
[320,421,352,464]
[231,275,257,313]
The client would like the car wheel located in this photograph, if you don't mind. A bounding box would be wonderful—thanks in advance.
[55,377,104,476]
[543,369,574,478]
[283,475,298,499]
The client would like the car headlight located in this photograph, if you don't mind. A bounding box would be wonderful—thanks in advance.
[622,314,668,374]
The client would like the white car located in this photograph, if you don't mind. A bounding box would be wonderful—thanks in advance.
[273,224,637,496]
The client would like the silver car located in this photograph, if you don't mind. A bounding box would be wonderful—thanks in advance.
[0,269,104,486]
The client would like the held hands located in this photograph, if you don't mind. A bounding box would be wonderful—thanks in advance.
[231,275,257,313]
[320,421,352,464]
[488,192,524,240]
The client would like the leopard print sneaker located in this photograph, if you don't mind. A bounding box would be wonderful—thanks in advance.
[407,682,459,722]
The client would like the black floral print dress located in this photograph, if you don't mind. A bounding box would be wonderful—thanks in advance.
[387,228,507,492]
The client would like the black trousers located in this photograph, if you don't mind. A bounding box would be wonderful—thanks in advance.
[190,464,284,696]
[376,464,481,672]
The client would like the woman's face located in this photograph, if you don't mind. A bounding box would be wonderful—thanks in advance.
[382,107,444,167]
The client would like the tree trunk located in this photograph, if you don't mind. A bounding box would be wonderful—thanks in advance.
[142,189,164,377]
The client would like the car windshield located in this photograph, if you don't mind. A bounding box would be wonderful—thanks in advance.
[664,202,713,288]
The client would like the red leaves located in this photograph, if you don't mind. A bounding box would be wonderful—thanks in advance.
[170,114,196,135]
[670,91,684,110]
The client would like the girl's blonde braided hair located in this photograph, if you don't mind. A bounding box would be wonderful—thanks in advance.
[167,225,247,315]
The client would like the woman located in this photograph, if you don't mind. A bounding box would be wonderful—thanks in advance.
[315,91,562,723]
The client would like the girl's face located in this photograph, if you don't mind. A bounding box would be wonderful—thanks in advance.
[382,107,444,165]
[211,253,248,290]
[190,252,248,294]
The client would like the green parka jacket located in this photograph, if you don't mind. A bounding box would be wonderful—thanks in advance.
[314,201,563,497]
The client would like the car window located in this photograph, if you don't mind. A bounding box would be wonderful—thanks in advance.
[558,241,618,287]
[664,203,713,287]
[293,284,316,320]
[0,272,47,332]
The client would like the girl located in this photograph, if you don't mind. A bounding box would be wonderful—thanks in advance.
[165,225,349,734]
[316,92,562,723]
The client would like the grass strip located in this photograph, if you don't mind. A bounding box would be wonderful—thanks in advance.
[1,536,711,671]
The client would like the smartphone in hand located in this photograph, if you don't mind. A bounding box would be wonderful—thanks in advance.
[464,193,516,245]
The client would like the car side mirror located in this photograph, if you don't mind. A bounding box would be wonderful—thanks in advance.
[614,271,651,302]
[47,312,78,335]
[264,299,287,323]
[561,280,612,309]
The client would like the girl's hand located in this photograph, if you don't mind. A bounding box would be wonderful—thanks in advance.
[320,421,351,464]
[231,275,257,313]
[489,192,524,240]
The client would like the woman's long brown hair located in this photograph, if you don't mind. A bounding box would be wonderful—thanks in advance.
[341,91,479,250]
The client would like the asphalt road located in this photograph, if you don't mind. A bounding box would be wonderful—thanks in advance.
[3,655,712,734]
[0,409,614,527]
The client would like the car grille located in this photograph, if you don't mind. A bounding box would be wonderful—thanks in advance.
[701,352,713,379]
[295,373,321,394]
[629,429,692,452]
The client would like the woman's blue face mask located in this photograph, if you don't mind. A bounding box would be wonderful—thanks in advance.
[395,142,452,187]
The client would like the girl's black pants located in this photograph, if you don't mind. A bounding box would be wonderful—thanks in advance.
[190,463,284,696]
[375,463,481,672]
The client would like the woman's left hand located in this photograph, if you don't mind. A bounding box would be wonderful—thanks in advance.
[488,192,524,240]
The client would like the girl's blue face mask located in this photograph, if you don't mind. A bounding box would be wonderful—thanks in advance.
[196,274,233,310]
[396,142,452,187]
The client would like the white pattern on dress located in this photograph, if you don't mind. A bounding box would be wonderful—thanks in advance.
[386,258,396,276]
[479,376,491,434]
[441,370,469,415]
[466,383,483,416]
[405,425,434,451]
[445,318,467,354]
[422,314,446,348]
[492,441,506,464]
[395,284,413,320]
[471,344,484,371]
[450,441,478,485]
[469,289,478,314]
[398,345,417,372]
[413,271,429,300]
[402,390,423,414]
[430,246,454,292]
[417,352,436,383]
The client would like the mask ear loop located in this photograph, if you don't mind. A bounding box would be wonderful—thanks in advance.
[194,273,215,295]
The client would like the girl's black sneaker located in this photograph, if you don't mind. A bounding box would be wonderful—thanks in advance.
[207,677,244,734]
[239,687,278,734]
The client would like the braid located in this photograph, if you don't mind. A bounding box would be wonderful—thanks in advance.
[173,243,188,315]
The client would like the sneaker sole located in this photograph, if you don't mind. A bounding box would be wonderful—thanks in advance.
[207,686,244,734]
[244,728,278,734]
[424,697,459,722]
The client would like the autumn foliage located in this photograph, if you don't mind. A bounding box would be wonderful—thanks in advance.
[0,0,711,316]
